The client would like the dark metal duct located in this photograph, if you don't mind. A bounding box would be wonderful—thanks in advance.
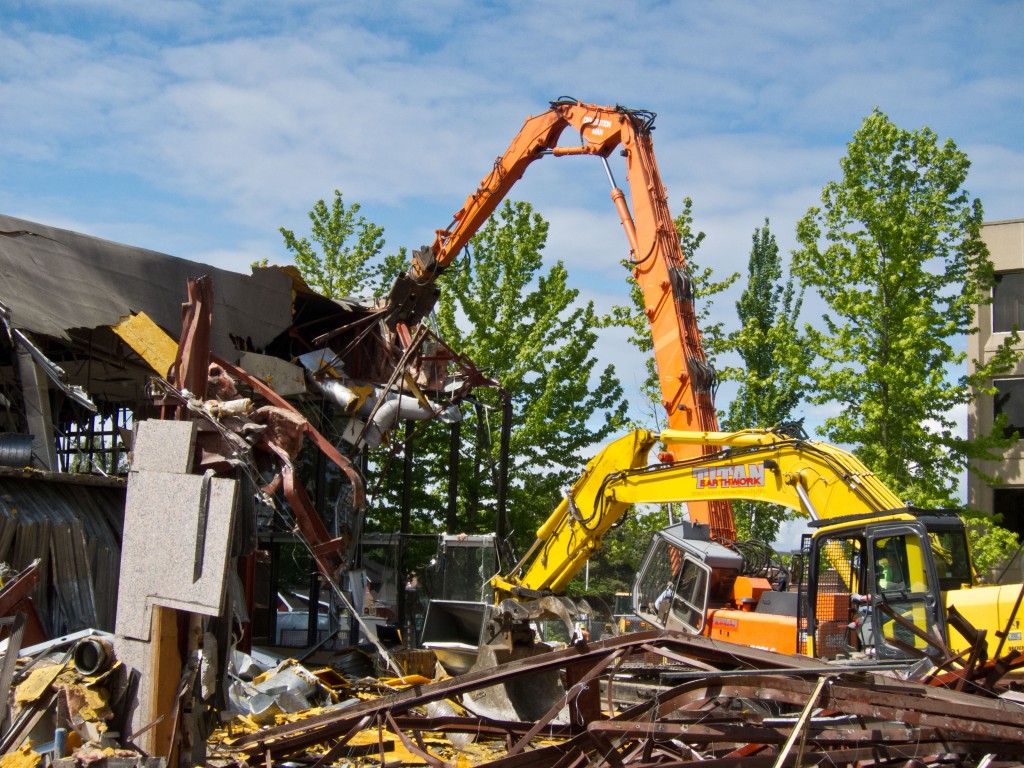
[0,434,33,468]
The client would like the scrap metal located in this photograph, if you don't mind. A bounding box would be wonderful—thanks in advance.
[3,606,1024,766]
[208,630,1024,767]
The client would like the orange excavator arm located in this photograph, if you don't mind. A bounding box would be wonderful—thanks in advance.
[387,98,733,540]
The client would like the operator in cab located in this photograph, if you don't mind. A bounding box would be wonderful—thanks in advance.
[655,581,674,622]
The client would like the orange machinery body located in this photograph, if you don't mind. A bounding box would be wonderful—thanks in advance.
[701,589,853,657]
[701,573,799,654]
[705,607,798,655]
[395,99,733,539]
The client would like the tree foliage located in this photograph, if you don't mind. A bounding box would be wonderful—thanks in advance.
[792,109,1019,508]
[966,515,1021,578]
[720,220,810,542]
[278,189,404,297]
[432,200,628,543]
[722,220,809,431]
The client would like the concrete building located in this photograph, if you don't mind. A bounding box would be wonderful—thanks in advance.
[968,217,1024,539]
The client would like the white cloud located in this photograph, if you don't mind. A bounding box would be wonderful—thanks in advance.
[3,0,1021,469]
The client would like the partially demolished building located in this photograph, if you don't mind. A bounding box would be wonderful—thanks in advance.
[0,214,500,760]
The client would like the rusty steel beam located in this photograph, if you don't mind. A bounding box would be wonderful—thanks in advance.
[212,353,367,581]
[506,649,625,756]
[213,354,366,508]
[220,630,1024,766]
[172,276,213,419]
[227,632,817,758]
[653,673,1024,742]
[384,710,446,768]
[589,719,1022,749]
[388,714,574,739]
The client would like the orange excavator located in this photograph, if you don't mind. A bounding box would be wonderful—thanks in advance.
[387,97,734,541]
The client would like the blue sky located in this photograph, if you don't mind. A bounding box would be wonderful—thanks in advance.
[3,1,1024,461]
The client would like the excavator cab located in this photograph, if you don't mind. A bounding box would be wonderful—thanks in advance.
[803,516,948,660]
[634,522,744,634]
[912,510,978,590]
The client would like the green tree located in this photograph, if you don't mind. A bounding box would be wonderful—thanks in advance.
[967,516,1021,578]
[431,200,628,541]
[278,189,404,297]
[720,220,811,542]
[792,109,1019,508]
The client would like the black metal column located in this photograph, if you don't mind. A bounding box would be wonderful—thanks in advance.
[397,420,414,638]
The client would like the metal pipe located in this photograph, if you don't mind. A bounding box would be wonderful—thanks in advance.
[359,391,461,450]
[795,482,820,521]
[496,389,512,545]
[0,433,33,468]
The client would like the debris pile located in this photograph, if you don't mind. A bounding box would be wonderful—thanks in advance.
[0,632,151,768]
[3,607,1024,765]
[204,631,1024,767]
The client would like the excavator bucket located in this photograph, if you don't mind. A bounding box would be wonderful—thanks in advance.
[420,600,494,676]
[462,641,568,721]
[420,596,581,720]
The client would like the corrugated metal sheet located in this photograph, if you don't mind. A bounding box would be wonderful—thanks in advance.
[0,473,125,635]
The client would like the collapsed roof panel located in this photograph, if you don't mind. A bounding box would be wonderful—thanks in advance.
[0,214,293,360]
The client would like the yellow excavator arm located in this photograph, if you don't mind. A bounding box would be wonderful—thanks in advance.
[611,428,907,520]
[491,429,657,602]
[493,426,909,604]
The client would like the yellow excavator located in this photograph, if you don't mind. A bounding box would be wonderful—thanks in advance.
[491,425,1022,664]
[423,424,1023,720]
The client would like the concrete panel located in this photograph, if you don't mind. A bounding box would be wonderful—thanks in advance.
[130,420,197,475]
[112,635,155,752]
[982,219,1024,271]
[115,470,237,640]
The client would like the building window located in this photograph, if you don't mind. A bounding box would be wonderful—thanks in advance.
[992,488,1024,540]
[993,271,1024,332]
[994,378,1024,439]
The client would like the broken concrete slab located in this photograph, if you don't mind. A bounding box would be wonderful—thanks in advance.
[129,420,197,476]
[114,470,237,641]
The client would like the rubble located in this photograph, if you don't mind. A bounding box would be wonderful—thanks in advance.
[203,630,1024,767]
[2,622,1022,766]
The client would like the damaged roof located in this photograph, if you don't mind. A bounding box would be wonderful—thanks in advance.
[0,213,294,360]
